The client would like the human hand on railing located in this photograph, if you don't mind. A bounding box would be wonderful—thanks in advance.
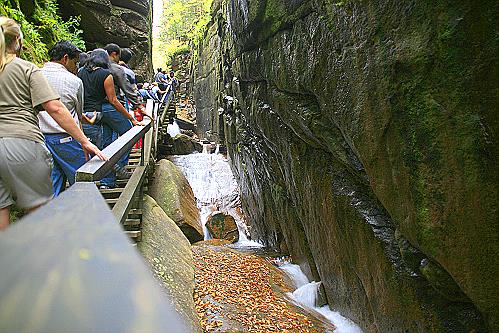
[131,118,145,126]
[81,140,108,161]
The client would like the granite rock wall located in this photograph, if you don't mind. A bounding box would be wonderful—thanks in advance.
[193,0,499,331]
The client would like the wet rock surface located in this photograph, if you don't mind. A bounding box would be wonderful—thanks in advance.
[138,195,202,333]
[192,244,335,332]
[205,212,239,243]
[149,159,204,243]
[171,134,203,155]
[193,0,498,331]
[57,0,153,80]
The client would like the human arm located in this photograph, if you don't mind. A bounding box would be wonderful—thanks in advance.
[42,99,107,161]
[110,63,139,109]
[75,80,84,121]
[103,75,141,126]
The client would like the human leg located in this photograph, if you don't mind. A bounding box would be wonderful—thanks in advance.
[100,103,133,187]
[0,207,10,231]
[82,123,103,149]
[45,134,67,196]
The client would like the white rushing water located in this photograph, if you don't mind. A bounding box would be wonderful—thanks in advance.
[169,149,261,246]
[167,120,181,137]
[280,263,364,333]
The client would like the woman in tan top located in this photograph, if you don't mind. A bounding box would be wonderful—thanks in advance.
[0,17,106,230]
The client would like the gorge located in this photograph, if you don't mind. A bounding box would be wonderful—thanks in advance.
[193,0,498,332]
[1,0,497,332]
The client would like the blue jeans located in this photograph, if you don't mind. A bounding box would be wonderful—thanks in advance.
[82,122,102,149]
[44,133,87,196]
[100,103,133,186]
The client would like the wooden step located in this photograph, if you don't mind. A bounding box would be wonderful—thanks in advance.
[125,230,141,240]
[105,198,119,204]
[115,179,129,186]
[124,218,141,227]
[129,208,143,215]
[99,188,125,195]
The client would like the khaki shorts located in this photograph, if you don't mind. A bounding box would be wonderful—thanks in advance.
[0,138,53,209]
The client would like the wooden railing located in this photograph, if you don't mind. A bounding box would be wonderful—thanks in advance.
[0,91,183,332]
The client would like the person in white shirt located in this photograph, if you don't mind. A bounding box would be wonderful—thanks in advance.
[38,40,87,196]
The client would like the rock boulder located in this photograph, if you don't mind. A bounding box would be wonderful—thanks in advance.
[149,159,204,243]
[171,134,203,155]
[138,195,202,333]
[205,211,239,243]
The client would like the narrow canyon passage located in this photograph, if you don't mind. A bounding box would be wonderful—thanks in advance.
[0,0,495,332]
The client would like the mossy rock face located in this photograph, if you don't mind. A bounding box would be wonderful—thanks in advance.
[171,134,203,155]
[194,0,498,331]
[205,212,239,243]
[138,195,202,333]
[149,159,204,243]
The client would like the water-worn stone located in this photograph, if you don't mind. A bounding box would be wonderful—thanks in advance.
[193,0,498,331]
[171,134,203,155]
[149,159,204,243]
[205,211,239,243]
[193,245,335,333]
[57,0,153,80]
[138,195,202,333]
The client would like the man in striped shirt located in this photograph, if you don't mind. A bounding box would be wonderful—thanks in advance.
[38,40,87,196]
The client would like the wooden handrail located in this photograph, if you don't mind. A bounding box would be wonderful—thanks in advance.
[160,90,174,125]
[75,120,151,182]
[112,165,148,224]
[0,182,191,333]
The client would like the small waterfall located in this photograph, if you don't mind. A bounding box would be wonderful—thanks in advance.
[279,263,364,333]
[167,120,181,137]
[292,281,321,308]
[169,151,255,243]
[280,264,310,288]
[202,143,210,154]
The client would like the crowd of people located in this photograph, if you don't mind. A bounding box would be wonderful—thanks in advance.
[138,67,178,102]
[0,16,176,230]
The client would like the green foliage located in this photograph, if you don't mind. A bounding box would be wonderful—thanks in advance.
[155,0,212,68]
[0,0,84,65]
[33,1,85,50]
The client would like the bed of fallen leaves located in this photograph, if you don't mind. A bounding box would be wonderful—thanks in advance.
[193,245,333,333]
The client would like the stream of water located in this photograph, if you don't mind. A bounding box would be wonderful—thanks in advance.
[280,263,364,333]
[170,148,363,332]
[166,120,181,137]
[169,147,261,246]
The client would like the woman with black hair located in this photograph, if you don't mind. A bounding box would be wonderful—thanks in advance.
[78,48,139,189]
[78,49,111,148]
